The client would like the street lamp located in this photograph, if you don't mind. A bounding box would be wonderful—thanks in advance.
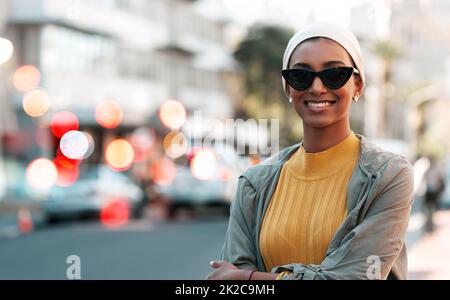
[0,37,14,65]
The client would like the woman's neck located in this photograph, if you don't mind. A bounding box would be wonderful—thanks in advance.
[301,122,351,153]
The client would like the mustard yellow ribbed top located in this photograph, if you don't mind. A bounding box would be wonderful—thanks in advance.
[260,132,360,274]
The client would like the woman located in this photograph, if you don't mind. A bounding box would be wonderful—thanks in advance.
[206,23,414,280]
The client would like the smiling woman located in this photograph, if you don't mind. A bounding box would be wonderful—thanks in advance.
[207,23,414,281]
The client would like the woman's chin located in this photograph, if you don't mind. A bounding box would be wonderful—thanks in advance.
[301,117,335,129]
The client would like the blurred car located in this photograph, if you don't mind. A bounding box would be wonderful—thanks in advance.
[155,143,251,218]
[42,165,145,223]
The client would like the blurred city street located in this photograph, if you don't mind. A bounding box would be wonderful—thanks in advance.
[408,209,450,280]
[2,0,450,281]
[1,205,450,280]
[0,213,229,280]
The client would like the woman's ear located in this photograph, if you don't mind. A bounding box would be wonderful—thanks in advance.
[354,75,364,98]
[284,84,291,99]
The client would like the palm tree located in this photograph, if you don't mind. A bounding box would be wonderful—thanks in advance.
[233,24,299,146]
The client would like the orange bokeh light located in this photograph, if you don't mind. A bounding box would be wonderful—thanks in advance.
[51,111,79,138]
[105,139,135,172]
[158,100,187,130]
[95,100,123,129]
[218,166,233,182]
[55,148,81,169]
[13,65,41,92]
[163,131,188,159]
[150,158,176,186]
[100,198,130,229]
[22,89,50,117]
[26,158,58,190]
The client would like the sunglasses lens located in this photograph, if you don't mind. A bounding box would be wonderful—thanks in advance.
[321,68,353,89]
[282,69,314,91]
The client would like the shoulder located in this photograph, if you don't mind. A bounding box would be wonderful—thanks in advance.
[358,136,414,199]
[358,135,413,175]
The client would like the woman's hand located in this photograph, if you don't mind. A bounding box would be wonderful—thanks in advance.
[205,260,248,280]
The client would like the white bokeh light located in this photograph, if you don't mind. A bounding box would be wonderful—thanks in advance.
[0,38,14,65]
[26,158,58,190]
[190,149,219,181]
[81,131,95,159]
[60,130,90,160]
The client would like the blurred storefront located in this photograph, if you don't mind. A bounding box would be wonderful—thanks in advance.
[0,0,238,209]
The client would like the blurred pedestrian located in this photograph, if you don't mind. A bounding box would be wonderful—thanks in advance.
[423,156,446,232]
[206,23,414,280]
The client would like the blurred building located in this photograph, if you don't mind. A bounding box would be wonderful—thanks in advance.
[3,0,236,158]
[350,0,450,147]
[1,0,18,199]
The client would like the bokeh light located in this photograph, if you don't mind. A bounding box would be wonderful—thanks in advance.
[26,158,58,190]
[50,111,79,138]
[100,198,130,229]
[95,100,123,129]
[105,139,135,171]
[158,100,187,130]
[54,148,81,187]
[22,89,50,117]
[129,127,155,163]
[54,148,81,169]
[17,208,33,234]
[55,164,79,187]
[34,126,53,151]
[163,131,188,159]
[218,166,233,182]
[0,38,14,65]
[13,65,41,92]
[60,130,89,160]
[190,149,218,181]
[81,131,95,160]
[150,158,176,186]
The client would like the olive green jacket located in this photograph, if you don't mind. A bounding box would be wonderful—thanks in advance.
[219,135,414,280]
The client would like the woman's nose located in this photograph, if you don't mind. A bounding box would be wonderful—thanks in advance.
[309,76,327,95]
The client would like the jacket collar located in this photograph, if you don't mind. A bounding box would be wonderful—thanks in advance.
[259,134,392,175]
[245,134,397,191]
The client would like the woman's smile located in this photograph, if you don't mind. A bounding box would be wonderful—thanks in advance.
[304,100,337,112]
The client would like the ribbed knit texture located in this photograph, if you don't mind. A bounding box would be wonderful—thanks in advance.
[260,133,360,273]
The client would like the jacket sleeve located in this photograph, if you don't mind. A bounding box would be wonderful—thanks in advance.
[272,159,415,280]
[219,176,258,270]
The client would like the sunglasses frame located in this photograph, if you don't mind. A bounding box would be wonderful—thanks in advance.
[282,66,360,91]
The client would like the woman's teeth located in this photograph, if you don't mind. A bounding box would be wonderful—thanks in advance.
[305,101,335,107]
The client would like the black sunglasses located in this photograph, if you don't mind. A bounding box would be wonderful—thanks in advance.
[282,66,359,91]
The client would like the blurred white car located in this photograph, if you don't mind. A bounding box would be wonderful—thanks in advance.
[42,165,144,223]
[155,143,250,217]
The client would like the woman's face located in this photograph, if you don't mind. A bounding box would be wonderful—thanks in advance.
[286,37,363,129]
